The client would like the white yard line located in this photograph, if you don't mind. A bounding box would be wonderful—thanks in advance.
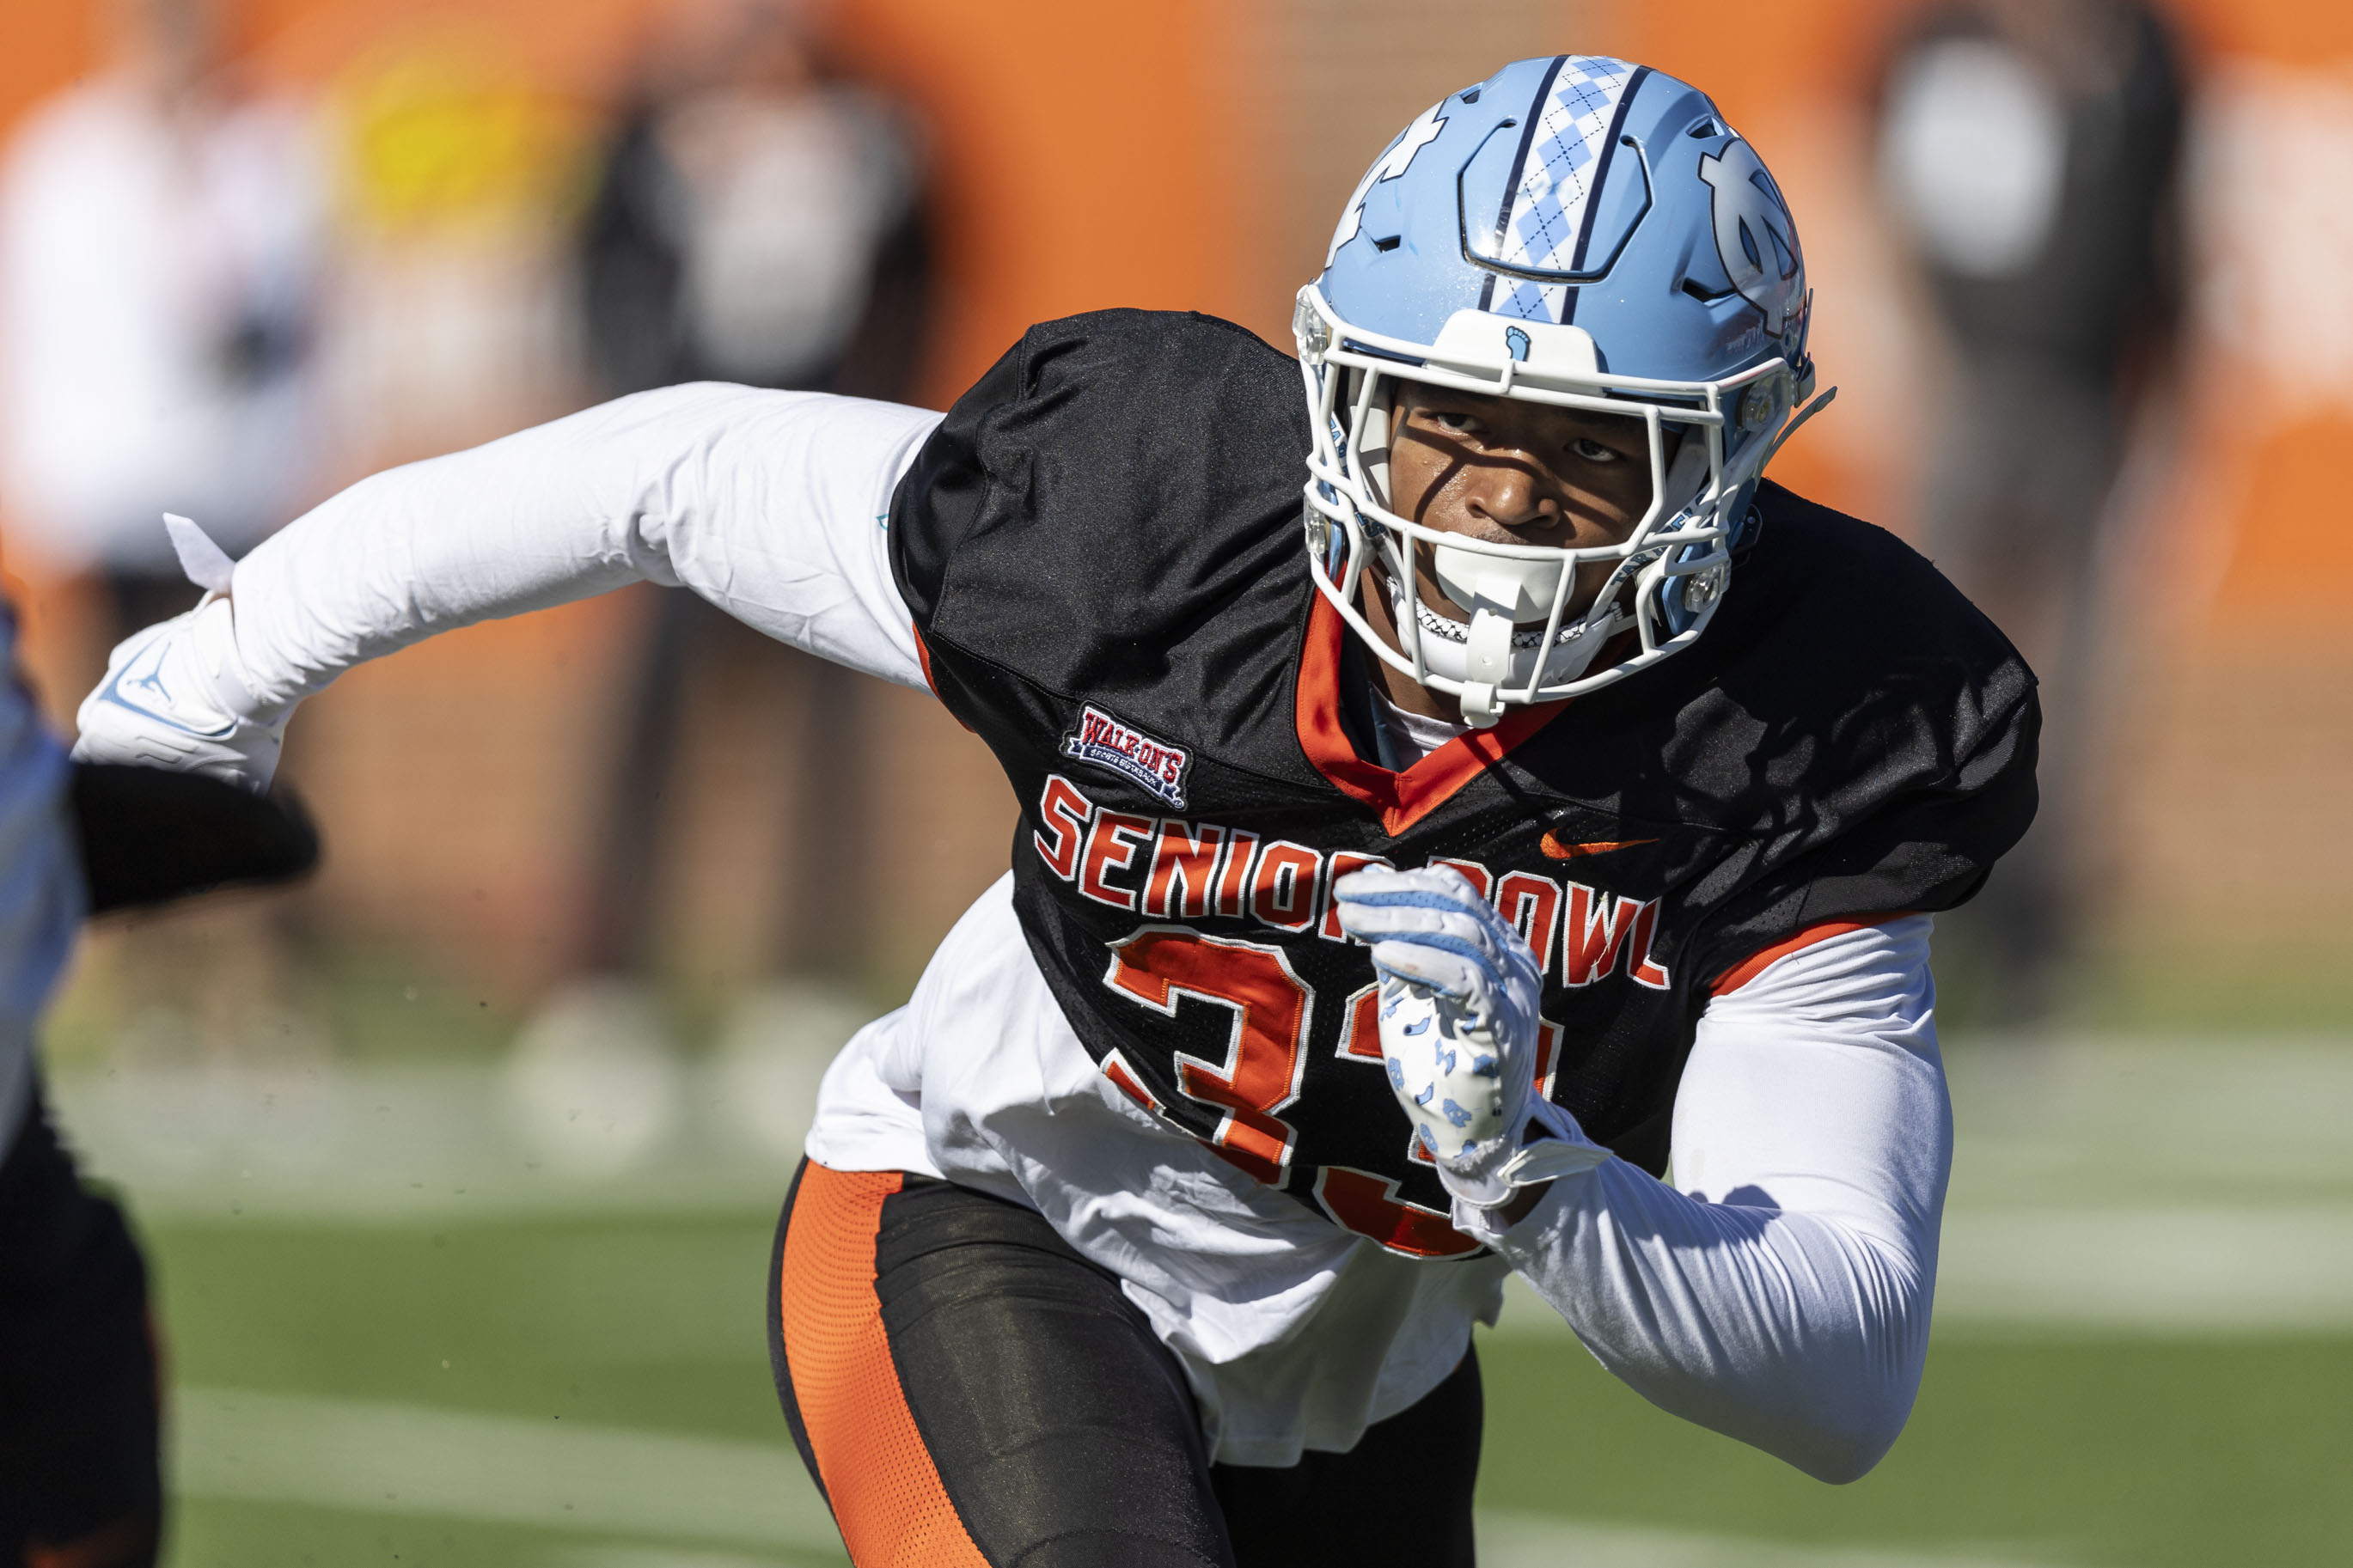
[548,1548,814,1568]
[1932,1206,2353,1333]
[176,1388,2066,1568]
[60,1042,2353,1336]
[1477,1511,2067,1568]
[52,1064,807,1223]
[174,1388,839,1554]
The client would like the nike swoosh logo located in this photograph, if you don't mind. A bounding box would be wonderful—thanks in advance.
[1539,832,1659,860]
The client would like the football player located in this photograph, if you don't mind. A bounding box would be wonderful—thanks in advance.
[0,581,315,1567]
[0,602,143,1568]
[74,57,2033,1568]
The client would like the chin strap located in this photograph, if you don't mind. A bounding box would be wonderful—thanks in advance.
[1408,597,1635,729]
[1458,608,1515,728]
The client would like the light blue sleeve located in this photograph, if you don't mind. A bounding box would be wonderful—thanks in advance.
[0,609,85,1156]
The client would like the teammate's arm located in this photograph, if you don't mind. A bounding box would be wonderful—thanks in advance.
[1458,915,1948,1484]
[74,385,943,788]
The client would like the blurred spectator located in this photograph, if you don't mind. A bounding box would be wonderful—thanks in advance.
[1877,0,2186,1022]
[0,0,327,1067]
[0,0,326,639]
[320,30,592,473]
[565,0,932,1026]
[579,0,929,400]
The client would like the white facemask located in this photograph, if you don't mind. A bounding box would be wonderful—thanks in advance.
[1296,290,1830,724]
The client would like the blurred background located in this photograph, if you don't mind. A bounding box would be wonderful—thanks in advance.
[2,1,2347,1565]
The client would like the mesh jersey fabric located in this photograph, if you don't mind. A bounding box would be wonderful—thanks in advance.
[771,1163,987,1567]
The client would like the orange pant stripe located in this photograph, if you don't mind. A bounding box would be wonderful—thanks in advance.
[779,1163,990,1568]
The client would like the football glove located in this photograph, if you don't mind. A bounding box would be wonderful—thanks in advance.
[1334,864,1608,1208]
[72,516,289,791]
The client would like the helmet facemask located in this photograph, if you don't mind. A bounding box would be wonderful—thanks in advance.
[1296,284,1824,727]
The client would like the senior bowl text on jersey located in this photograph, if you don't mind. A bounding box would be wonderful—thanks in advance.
[894,306,2032,1259]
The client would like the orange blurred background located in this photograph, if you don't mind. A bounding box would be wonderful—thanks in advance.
[4,0,2347,1027]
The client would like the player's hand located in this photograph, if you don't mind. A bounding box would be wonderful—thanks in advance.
[1368,970,1525,1162]
[1335,863,1608,1209]
[73,595,288,792]
[1333,864,1542,1194]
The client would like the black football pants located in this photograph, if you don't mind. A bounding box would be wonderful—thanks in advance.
[769,1162,1481,1568]
[0,1078,162,1568]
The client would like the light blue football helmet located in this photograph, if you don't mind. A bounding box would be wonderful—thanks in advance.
[1295,55,1834,724]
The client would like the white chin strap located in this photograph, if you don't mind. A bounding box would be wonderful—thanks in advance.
[1390,567,1629,729]
[1435,547,1562,728]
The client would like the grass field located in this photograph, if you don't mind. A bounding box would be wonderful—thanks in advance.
[54,1032,2353,1568]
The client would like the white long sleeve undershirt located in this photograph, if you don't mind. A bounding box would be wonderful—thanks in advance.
[205,386,1952,1477]
[225,383,942,706]
[1463,913,1948,1482]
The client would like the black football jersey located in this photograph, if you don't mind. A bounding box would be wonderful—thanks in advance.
[890,310,2036,1259]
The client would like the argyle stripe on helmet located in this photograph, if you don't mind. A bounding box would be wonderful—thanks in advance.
[1492,55,1636,323]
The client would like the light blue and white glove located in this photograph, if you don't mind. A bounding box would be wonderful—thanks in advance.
[1333,864,1609,1209]
[71,516,290,792]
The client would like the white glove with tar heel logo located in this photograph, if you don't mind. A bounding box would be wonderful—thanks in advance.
[1334,864,1610,1210]
[72,515,290,792]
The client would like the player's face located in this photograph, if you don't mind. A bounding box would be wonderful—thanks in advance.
[1383,382,1671,624]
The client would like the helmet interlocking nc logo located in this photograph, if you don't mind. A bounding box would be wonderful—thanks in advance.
[1698,139,1805,339]
[1293,54,1833,725]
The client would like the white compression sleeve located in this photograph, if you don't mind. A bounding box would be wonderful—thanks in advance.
[223,385,944,704]
[1460,914,1949,1483]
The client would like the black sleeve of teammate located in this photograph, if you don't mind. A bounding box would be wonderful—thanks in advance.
[70,764,321,915]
